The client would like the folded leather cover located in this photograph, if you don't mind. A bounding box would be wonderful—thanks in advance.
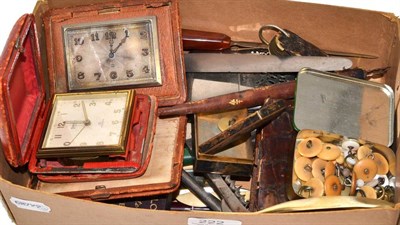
[34,117,186,201]
[0,14,46,167]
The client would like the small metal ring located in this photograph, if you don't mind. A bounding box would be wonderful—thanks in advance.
[335,163,342,177]
[355,188,366,197]
[258,24,290,46]
[383,186,395,201]
[298,185,313,198]
[344,152,358,166]
[375,185,385,200]
[344,177,353,187]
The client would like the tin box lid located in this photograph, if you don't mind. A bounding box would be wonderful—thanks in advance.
[293,68,394,146]
[0,14,46,167]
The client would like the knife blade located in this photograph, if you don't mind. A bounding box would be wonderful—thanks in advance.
[184,53,352,73]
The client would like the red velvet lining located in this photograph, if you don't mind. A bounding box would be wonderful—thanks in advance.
[8,35,40,153]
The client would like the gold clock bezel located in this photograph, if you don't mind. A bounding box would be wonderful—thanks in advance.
[63,16,162,91]
[37,90,134,158]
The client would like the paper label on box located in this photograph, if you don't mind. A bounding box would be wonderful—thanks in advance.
[188,218,242,225]
[10,197,51,213]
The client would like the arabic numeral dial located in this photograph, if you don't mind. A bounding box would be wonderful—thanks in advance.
[77,72,85,80]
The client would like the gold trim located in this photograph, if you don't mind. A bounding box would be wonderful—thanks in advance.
[37,90,134,158]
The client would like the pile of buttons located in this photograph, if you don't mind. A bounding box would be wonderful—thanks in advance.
[292,129,396,202]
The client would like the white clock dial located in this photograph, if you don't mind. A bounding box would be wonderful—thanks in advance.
[38,90,133,158]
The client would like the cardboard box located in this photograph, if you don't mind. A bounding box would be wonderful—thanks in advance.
[0,0,400,224]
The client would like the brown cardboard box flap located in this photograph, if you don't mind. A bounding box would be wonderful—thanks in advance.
[0,176,399,225]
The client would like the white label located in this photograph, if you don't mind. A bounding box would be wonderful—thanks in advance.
[188,218,242,225]
[10,197,51,213]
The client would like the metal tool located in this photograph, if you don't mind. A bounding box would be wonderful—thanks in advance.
[184,53,352,73]
[187,72,297,101]
[205,173,248,212]
[182,29,268,53]
[181,170,222,211]
[182,28,378,59]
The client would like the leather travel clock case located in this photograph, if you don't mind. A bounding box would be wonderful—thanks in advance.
[42,0,187,107]
[0,14,158,182]
[30,94,158,183]
[0,14,46,168]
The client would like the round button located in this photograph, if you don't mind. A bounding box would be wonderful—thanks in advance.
[325,175,342,196]
[353,158,378,182]
[298,137,323,158]
[294,157,313,181]
[317,143,341,161]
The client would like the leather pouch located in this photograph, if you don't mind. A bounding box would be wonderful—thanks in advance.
[249,108,297,211]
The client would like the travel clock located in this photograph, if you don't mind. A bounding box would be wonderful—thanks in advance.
[63,17,161,91]
[37,90,134,158]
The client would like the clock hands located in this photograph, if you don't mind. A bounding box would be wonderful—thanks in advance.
[108,32,115,58]
[110,38,126,56]
[63,101,91,146]
[62,101,91,126]
[65,123,86,146]
[81,101,91,126]
[109,29,129,58]
[63,120,89,125]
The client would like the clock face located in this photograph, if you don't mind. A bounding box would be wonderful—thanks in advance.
[38,90,133,158]
[63,16,161,91]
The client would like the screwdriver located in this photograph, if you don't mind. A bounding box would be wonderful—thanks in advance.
[182,29,378,59]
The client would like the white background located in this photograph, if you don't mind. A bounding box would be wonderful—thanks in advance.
[0,1,399,225]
